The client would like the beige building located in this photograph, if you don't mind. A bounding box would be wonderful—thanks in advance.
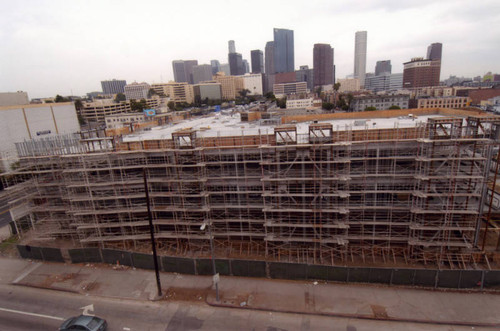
[337,78,360,92]
[155,82,194,104]
[0,91,29,106]
[124,82,150,100]
[273,82,307,97]
[214,73,243,100]
[286,98,314,109]
[81,98,162,123]
[416,96,470,109]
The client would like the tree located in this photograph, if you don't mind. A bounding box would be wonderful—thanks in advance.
[77,114,86,126]
[265,92,276,101]
[276,97,287,109]
[315,86,322,96]
[55,94,69,103]
[74,99,83,110]
[322,102,334,111]
[115,93,126,102]
[238,89,251,99]
[130,99,148,112]
[333,82,341,91]
[389,105,401,110]
[147,88,157,99]
[364,106,377,111]
[167,101,175,110]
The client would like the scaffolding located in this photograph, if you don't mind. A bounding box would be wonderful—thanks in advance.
[3,113,500,268]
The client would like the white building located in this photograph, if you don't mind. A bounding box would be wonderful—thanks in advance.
[105,113,148,129]
[124,82,150,100]
[286,98,314,109]
[241,74,263,96]
[0,102,80,171]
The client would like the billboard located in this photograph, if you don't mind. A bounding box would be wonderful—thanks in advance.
[214,105,221,112]
[143,109,156,116]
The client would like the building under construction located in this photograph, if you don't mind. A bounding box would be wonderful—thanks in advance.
[3,108,500,268]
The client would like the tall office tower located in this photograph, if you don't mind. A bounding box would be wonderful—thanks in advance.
[173,60,188,83]
[228,40,236,54]
[184,60,198,84]
[228,53,244,75]
[192,64,213,84]
[265,41,275,75]
[242,59,250,74]
[219,63,231,76]
[375,60,392,76]
[172,60,198,84]
[313,44,334,87]
[101,79,127,95]
[427,43,442,61]
[210,60,221,75]
[273,28,294,73]
[251,50,264,74]
[354,31,367,87]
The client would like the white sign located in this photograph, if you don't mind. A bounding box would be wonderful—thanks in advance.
[213,273,220,285]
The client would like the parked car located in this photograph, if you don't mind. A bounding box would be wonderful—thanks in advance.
[59,315,107,331]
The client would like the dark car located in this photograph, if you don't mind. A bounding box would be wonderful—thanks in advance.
[59,315,107,331]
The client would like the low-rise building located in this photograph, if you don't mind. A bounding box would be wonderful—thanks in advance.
[350,94,409,111]
[415,96,470,109]
[286,98,314,109]
[273,81,307,97]
[81,98,162,123]
[193,82,222,101]
[337,78,360,92]
[364,73,403,92]
[105,113,148,129]
[0,91,29,106]
[162,82,194,104]
[124,82,150,100]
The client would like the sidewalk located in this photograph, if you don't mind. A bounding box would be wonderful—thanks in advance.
[4,257,500,328]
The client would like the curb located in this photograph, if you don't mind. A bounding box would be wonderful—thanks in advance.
[11,282,81,295]
[205,295,500,328]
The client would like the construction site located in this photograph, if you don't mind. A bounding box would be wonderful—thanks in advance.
[3,108,500,271]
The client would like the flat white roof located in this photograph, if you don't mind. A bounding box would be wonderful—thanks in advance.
[123,112,447,142]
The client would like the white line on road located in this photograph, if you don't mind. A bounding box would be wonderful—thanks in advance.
[12,262,42,284]
[0,306,64,321]
[123,328,131,331]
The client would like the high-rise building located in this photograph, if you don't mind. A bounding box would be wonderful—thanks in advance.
[220,63,231,76]
[210,60,221,75]
[192,64,213,84]
[172,60,198,84]
[313,44,334,87]
[228,40,236,54]
[273,28,294,73]
[354,31,367,87]
[101,79,127,95]
[265,41,275,75]
[295,65,314,90]
[375,60,392,76]
[243,59,250,74]
[251,50,264,74]
[427,43,442,61]
[403,57,441,88]
[228,53,244,76]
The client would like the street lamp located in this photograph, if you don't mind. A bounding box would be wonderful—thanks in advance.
[200,220,219,302]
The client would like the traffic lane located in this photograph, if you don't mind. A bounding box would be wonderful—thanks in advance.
[0,308,61,331]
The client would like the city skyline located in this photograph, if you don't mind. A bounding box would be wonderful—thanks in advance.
[1,0,499,98]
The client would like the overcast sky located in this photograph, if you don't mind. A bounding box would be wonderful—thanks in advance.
[1,0,499,98]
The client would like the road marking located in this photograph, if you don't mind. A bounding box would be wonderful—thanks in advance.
[12,262,42,284]
[80,303,94,316]
[123,328,131,331]
[0,306,64,321]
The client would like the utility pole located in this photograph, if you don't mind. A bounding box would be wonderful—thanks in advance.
[143,168,162,297]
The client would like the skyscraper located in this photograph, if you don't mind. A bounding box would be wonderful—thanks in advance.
[295,65,314,90]
[265,41,275,75]
[251,50,264,74]
[273,28,294,73]
[313,44,334,87]
[101,79,127,95]
[427,43,442,61]
[172,60,198,84]
[228,40,236,54]
[192,64,213,84]
[228,53,244,76]
[242,59,250,74]
[210,60,221,75]
[354,31,367,87]
[375,60,392,76]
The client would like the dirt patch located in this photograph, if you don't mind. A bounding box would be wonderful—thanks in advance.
[40,272,79,287]
[371,304,389,319]
[164,287,209,302]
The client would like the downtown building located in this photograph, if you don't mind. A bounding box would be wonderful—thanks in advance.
[172,60,199,84]
[403,43,442,88]
[124,82,150,100]
[101,79,127,95]
[354,31,367,87]
[313,44,334,87]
